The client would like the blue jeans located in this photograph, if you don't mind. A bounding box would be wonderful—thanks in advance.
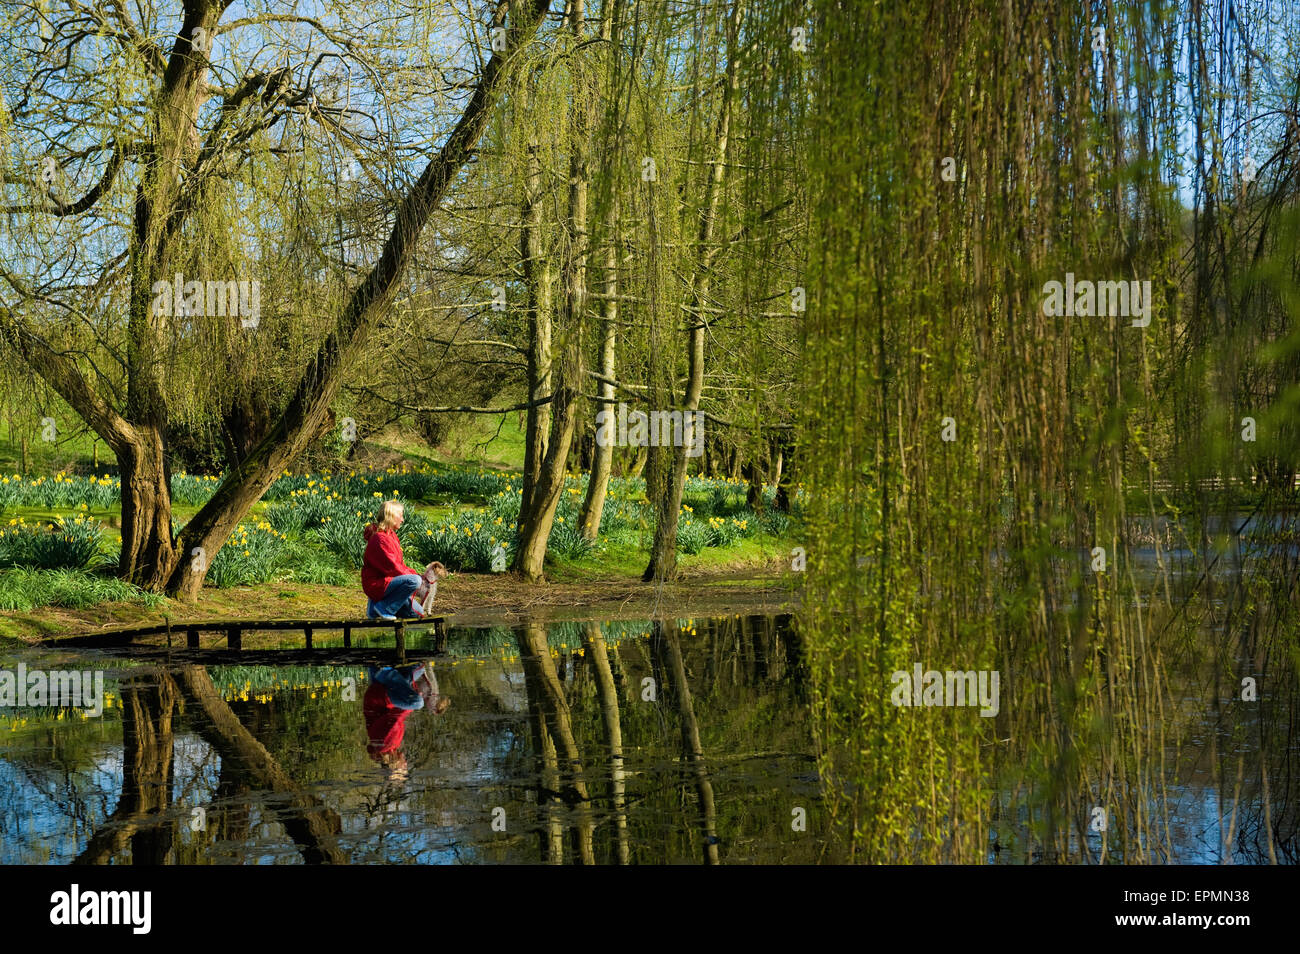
[368,664,426,710]
[368,574,422,619]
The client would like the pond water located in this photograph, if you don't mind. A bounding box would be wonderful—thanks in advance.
[0,615,831,864]
[0,598,1293,864]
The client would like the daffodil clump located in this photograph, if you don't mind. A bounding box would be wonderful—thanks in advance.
[705,514,751,548]
[262,463,512,503]
[203,520,287,587]
[0,472,120,510]
[170,472,224,506]
[266,486,368,534]
[0,514,106,570]
[402,509,502,572]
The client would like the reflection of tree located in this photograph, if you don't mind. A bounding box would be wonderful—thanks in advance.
[652,620,720,865]
[73,665,348,864]
[516,624,595,864]
[75,673,177,865]
[582,622,629,864]
[211,754,252,847]
[176,666,347,864]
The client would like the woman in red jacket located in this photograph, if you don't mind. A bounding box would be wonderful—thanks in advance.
[362,499,423,619]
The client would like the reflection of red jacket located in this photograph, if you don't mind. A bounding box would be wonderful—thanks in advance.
[364,682,413,756]
[361,525,417,600]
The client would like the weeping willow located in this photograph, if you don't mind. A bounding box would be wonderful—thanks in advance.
[773,0,1300,863]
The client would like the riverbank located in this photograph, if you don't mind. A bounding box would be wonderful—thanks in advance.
[1,560,799,645]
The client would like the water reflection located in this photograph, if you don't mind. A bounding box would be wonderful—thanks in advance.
[2,598,1290,864]
[363,664,449,780]
[1,615,822,864]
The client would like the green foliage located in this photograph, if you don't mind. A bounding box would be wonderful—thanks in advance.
[0,567,164,611]
[0,473,120,510]
[0,515,105,570]
[403,510,505,572]
[203,520,286,587]
[675,514,710,554]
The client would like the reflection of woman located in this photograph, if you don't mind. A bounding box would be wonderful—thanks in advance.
[363,663,450,777]
[362,500,422,620]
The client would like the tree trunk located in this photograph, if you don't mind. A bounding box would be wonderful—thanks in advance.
[745,453,764,512]
[579,202,620,540]
[220,386,276,468]
[514,0,591,582]
[118,434,179,589]
[644,0,744,582]
[774,430,794,511]
[519,72,553,521]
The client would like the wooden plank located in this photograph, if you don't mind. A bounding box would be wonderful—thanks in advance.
[227,625,242,651]
[187,626,199,649]
[395,621,406,664]
[304,626,313,649]
[343,625,351,648]
[44,616,445,648]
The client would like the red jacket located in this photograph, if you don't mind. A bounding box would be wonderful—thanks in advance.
[361,525,417,600]
[363,681,412,756]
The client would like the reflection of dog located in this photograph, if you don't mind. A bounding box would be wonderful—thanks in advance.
[410,561,448,616]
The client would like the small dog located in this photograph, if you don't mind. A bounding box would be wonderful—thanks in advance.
[410,561,448,616]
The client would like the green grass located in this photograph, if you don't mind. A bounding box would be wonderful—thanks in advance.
[364,412,527,471]
[0,567,165,612]
[0,429,104,475]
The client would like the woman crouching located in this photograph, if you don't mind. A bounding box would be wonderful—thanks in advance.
[361,499,436,620]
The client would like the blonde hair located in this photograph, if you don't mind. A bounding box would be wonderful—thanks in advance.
[374,499,404,532]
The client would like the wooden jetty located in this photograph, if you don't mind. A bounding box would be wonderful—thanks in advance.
[39,616,449,665]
